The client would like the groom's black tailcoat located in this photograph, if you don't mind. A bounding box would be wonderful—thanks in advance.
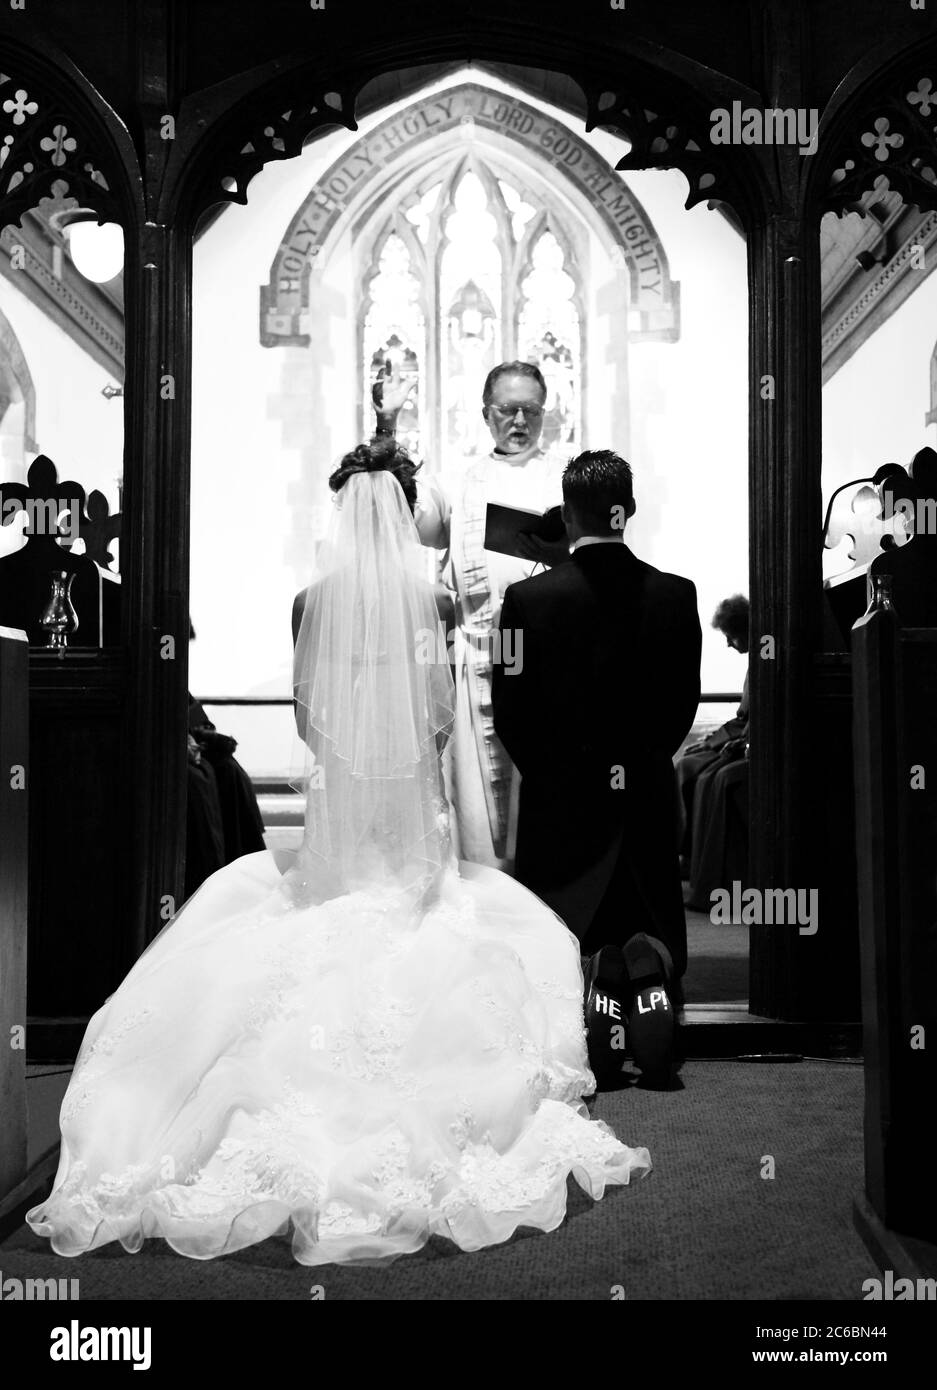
[492,543,702,974]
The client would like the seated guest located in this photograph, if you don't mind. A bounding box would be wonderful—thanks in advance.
[188,692,266,864]
[184,619,266,899]
[686,737,749,912]
[184,722,226,900]
[676,593,749,872]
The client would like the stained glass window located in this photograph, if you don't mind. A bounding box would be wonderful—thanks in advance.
[441,172,502,458]
[517,232,580,451]
[360,156,584,463]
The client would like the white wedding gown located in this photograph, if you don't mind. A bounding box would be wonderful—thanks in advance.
[27,471,650,1268]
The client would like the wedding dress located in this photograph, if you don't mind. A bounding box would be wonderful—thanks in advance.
[27,470,650,1267]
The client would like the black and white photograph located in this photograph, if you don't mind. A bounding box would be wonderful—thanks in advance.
[0,0,934,1359]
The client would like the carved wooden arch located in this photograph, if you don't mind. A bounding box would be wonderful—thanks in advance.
[260,83,681,353]
[174,25,766,235]
[0,35,143,232]
[811,33,937,221]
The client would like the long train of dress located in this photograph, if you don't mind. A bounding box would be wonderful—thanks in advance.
[27,849,650,1267]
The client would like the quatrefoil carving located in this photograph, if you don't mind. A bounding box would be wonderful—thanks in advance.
[0,71,120,226]
[827,72,937,216]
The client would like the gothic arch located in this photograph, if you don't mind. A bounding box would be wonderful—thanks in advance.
[174,27,765,232]
[259,82,680,353]
[344,144,594,460]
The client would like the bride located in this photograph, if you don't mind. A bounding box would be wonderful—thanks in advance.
[27,439,651,1268]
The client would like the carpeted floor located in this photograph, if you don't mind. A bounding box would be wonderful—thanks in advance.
[1,1060,876,1300]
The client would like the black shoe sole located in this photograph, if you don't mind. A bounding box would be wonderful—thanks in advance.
[621,938,676,1078]
[583,945,629,1088]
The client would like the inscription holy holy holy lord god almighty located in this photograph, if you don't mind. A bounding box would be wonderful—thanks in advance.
[262,83,677,345]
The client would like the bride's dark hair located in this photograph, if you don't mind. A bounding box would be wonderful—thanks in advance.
[329,437,422,514]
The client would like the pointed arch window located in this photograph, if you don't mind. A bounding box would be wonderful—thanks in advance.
[358,156,585,462]
[517,229,580,451]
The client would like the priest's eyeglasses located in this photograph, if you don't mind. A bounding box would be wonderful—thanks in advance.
[488,404,544,420]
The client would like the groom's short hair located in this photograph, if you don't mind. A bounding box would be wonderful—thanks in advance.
[562,450,634,534]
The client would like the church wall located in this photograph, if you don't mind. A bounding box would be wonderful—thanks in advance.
[190,128,358,777]
[821,266,937,501]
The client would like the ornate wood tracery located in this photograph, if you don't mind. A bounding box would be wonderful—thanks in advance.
[188,88,357,221]
[0,59,130,229]
[585,86,753,220]
[824,70,937,218]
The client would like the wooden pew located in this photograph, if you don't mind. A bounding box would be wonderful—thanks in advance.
[0,457,126,1058]
[853,607,937,1267]
[801,454,936,1027]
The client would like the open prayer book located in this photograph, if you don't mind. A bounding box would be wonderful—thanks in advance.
[484,502,566,558]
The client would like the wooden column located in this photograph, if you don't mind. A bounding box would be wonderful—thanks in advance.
[0,627,28,1200]
[116,2,193,962]
[119,219,191,961]
[747,212,824,1018]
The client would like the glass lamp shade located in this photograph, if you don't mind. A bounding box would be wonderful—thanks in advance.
[67,221,124,283]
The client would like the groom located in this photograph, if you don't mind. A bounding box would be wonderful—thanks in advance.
[492,449,701,1002]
